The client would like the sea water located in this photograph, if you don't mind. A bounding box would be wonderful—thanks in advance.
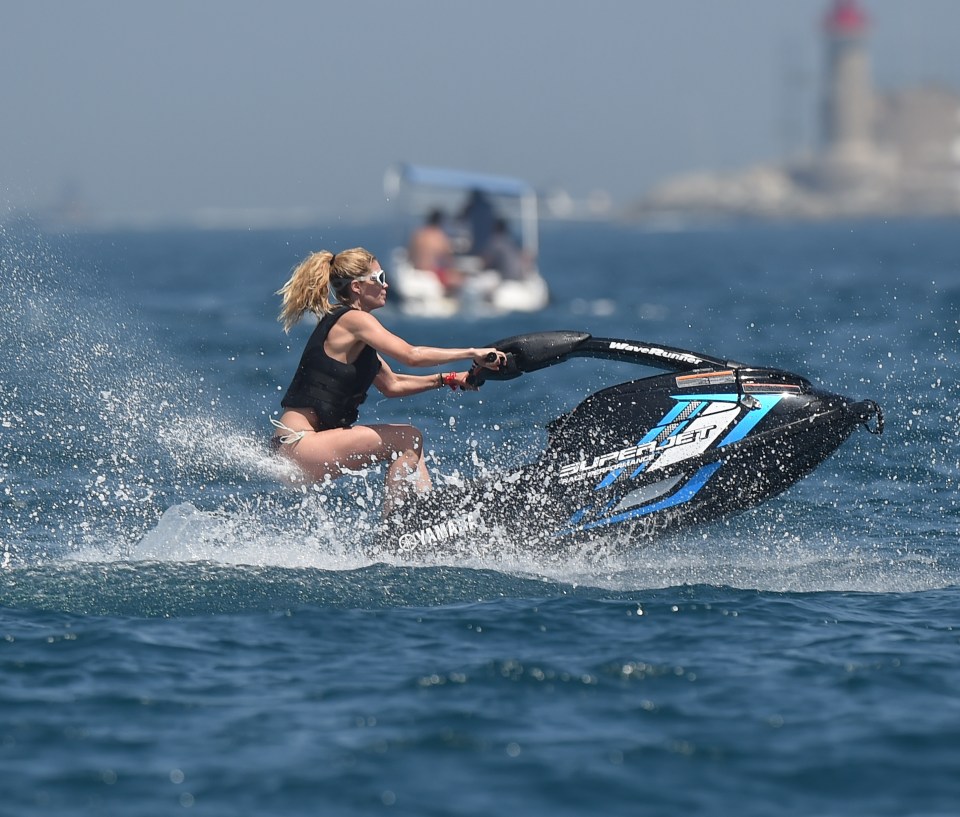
[1,217,959,816]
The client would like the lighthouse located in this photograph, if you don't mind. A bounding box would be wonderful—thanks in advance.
[638,0,960,218]
[820,0,876,172]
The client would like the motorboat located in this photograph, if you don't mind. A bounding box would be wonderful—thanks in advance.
[383,164,550,318]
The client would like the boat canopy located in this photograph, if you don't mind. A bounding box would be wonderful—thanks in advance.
[385,164,535,199]
[384,163,539,256]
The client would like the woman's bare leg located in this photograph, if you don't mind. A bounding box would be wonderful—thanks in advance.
[277,423,431,513]
[383,444,432,516]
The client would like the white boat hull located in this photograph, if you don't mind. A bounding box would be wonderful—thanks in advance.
[390,249,549,318]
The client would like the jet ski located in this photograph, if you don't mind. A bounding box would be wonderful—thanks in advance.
[376,331,883,555]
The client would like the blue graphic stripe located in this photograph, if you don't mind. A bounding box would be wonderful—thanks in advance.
[670,393,740,403]
[595,470,621,490]
[637,399,707,445]
[629,463,648,479]
[566,461,723,535]
[718,394,782,446]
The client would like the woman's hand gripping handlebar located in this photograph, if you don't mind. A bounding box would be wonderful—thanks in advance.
[466,350,510,388]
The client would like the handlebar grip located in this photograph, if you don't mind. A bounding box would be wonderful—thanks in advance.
[466,353,497,387]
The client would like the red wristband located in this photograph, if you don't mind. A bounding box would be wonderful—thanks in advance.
[443,372,459,388]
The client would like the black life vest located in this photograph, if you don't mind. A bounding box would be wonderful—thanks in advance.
[280,307,382,429]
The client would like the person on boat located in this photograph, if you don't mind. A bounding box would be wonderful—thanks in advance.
[481,217,530,281]
[407,209,463,293]
[272,247,505,514]
[458,189,496,255]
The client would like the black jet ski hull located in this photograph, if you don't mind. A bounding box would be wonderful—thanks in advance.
[374,333,883,556]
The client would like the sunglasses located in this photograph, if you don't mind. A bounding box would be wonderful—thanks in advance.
[361,269,387,287]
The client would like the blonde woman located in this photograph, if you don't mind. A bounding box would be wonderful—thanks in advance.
[272,247,505,513]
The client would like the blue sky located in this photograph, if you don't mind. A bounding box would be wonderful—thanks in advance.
[3,1,959,223]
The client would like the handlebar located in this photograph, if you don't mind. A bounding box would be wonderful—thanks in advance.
[466,352,497,388]
[466,351,517,388]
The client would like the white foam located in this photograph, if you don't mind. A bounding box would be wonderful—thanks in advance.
[124,499,373,570]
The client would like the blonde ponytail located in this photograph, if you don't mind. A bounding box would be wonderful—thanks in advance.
[276,247,377,332]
